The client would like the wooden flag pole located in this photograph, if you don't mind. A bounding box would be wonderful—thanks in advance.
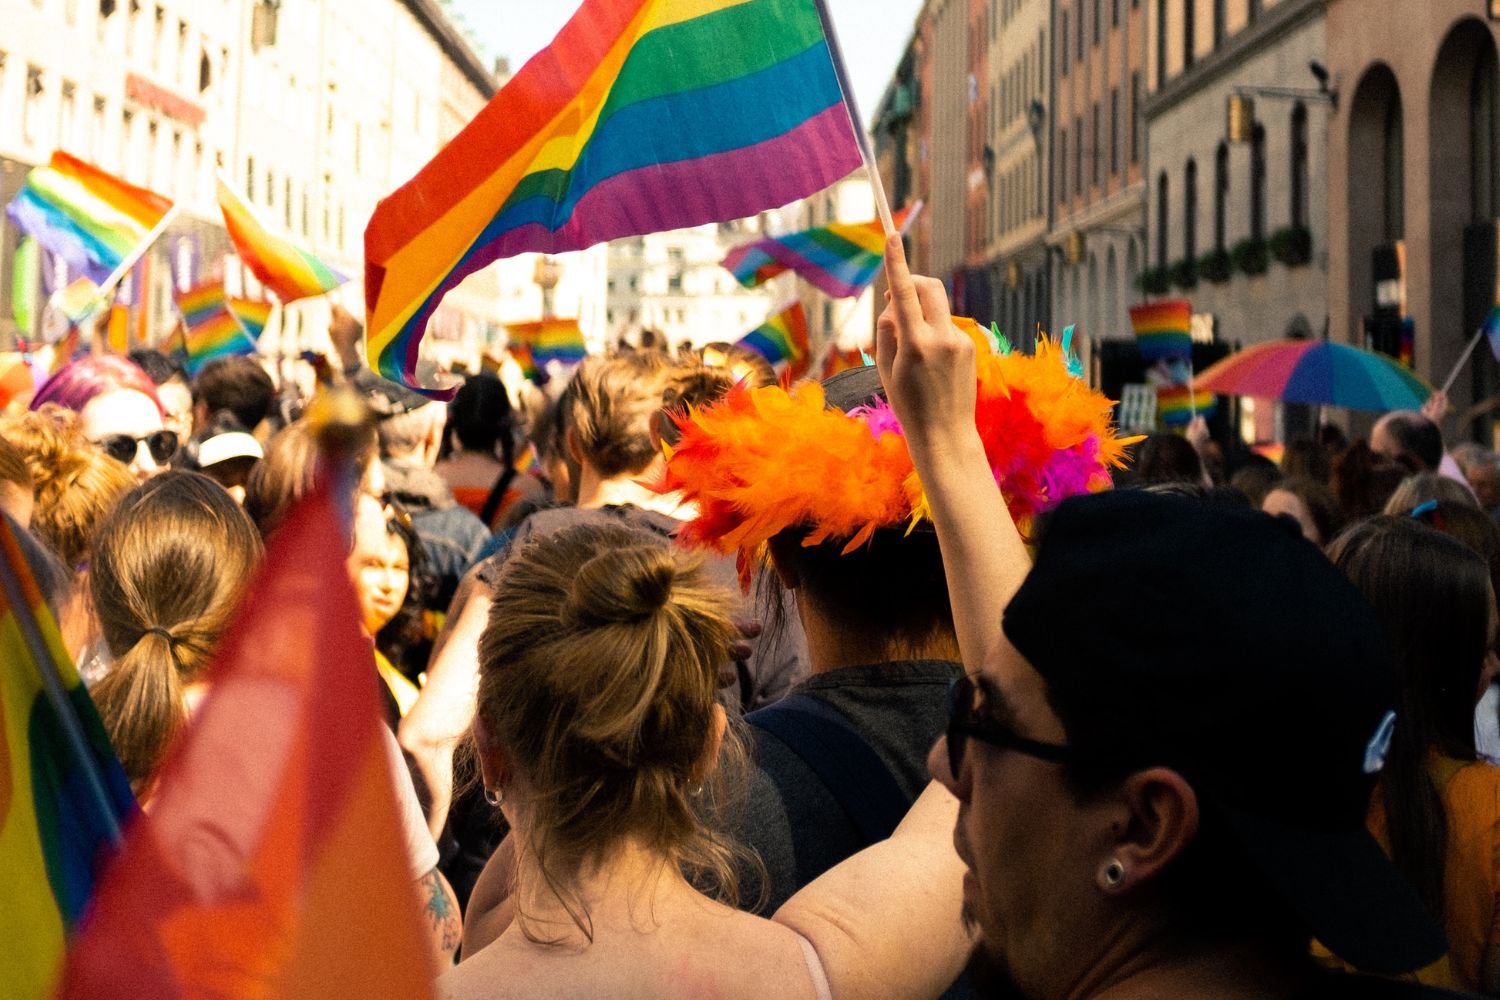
[812,0,897,237]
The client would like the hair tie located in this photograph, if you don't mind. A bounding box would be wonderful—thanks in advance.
[143,626,175,644]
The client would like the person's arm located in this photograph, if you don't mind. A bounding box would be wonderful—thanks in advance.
[772,782,973,1000]
[417,865,463,968]
[459,834,519,959]
[399,571,491,838]
[874,235,1030,675]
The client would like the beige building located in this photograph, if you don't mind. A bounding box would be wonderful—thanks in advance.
[0,0,497,355]
[1326,1,1500,432]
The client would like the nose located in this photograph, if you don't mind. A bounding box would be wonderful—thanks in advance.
[131,439,161,480]
[928,735,969,802]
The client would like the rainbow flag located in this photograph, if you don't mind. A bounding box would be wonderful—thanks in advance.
[58,474,436,999]
[50,277,105,325]
[507,343,540,382]
[364,0,863,394]
[1156,384,1217,427]
[506,318,588,366]
[217,180,346,303]
[821,343,868,380]
[1,516,136,999]
[4,152,173,287]
[173,282,257,376]
[1130,300,1193,362]
[226,297,273,341]
[723,204,919,298]
[738,302,810,379]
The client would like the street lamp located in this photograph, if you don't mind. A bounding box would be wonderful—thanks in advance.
[1227,63,1338,143]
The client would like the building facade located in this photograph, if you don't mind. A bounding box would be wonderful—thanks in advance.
[1050,0,1148,355]
[1326,1,1500,429]
[0,0,497,357]
[984,0,1051,344]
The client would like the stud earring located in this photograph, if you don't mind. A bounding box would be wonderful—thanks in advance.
[1102,859,1125,888]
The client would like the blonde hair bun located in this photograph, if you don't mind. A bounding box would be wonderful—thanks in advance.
[563,545,676,627]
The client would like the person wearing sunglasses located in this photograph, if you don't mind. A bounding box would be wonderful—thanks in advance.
[30,355,176,480]
[876,236,1456,999]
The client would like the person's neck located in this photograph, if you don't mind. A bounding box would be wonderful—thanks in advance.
[1057,934,1314,1000]
[574,463,688,519]
[797,598,959,674]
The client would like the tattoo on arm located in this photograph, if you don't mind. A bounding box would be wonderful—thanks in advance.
[419,867,462,964]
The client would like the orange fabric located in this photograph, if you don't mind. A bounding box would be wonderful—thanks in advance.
[1366,757,1500,992]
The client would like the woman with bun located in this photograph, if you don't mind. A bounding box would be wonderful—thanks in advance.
[444,521,969,1000]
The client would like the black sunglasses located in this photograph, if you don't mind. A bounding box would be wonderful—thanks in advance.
[946,674,1072,777]
[95,430,179,465]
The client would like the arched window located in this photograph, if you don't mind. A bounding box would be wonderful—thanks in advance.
[1291,103,1309,229]
[1471,43,1498,222]
[1157,171,1170,269]
[1384,95,1404,240]
[1184,159,1198,261]
[1250,123,1267,241]
[1214,141,1229,250]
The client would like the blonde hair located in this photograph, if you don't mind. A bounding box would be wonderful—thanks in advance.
[566,352,674,478]
[477,523,753,943]
[0,436,32,494]
[0,406,133,566]
[89,471,263,794]
[244,417,377,538]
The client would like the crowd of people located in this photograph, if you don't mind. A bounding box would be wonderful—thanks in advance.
[6,240,1500,998]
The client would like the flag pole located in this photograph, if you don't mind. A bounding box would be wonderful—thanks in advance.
[96,203,182,303]
[1440,325,1487,397]
[811,0,897,237]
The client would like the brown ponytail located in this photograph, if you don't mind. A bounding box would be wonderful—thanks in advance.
[89,472,262,794]
[477,523,754,944]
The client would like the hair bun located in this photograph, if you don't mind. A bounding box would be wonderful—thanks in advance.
[562,545,676,627]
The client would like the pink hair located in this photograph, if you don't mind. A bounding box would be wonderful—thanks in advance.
[30,355,163,415]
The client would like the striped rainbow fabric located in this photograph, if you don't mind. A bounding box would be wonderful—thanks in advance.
[173,281,257,376]
[0,516,135,999]
[50,277,105,325]
[723,204,918,298]
[4,152,173,286]
[1156,384,1217,427]
[226,297,273,341]
[505,318,588,367]
[737,302,810,379]
[364,0,863,394]
[217,180,346,303]
[1130,300,1193,362]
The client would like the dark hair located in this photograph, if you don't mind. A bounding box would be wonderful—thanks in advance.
[1265,476,1343,546]
[1132,434,1204,487]
[1227,454,1283,509]
[1377,412,1444,473]
[449,373,513,455]
[1410,500,1500,603]
[374,501,436,681]
[1332,440,1407,521]
[193,356,276,432]
[1328,517,1490,920]
[1281,439,1331,485]
[128,349,187,387]
[656,365,739,448]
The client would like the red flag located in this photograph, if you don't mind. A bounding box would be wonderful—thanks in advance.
[59,476,435,999]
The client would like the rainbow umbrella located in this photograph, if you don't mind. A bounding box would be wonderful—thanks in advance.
[1196,339,1432,412]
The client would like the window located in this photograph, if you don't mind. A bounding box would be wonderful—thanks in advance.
[1184,159,1198,262]
[1110,87,1120,176]
[1091,102,1101,188]
[1384,97,1404,240]
[1113,0,1121,28]
[1183,0,1195,71]
[246,156,255,200]
[1214,141,1229,249]
[120,108,133,174]
[1156,0,1167,88]
[91,95,106,162]
[1075,115,1084,196]
[1059,128,1069,202]
[23,67,44,144]
[1094,0,1101,44]
[59,81,77,149]
[1131,72,1142,163]
[1291,103,1309,229]
[1472,50,1498,222]
[1039,30,1046,89]
[1250,123,1267,241]
[1214,0,1226,48]
[1078,1,1085,60]
[1061,11,1069,75]
[1157,172,1170,268]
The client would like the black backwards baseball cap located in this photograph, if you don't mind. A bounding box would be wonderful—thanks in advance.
[1003,489,1446,974]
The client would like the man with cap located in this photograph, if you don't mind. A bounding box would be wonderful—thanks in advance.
[875,235,1463,998]
[353,370,489,613]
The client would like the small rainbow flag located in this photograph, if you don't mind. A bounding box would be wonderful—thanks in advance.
[363,0,863,394]
[505,319,588,367]
[1155,384,1217,427]
[49,277,105,325]
[173,281,257,376]
[1130,300,1193,362]
[723,204,919,298]
[4,152,173,287]
[738,302,810,379]
[217,180,346,303]
[226,297,272,341]
[507,343,539,382]
[1,515,136,998]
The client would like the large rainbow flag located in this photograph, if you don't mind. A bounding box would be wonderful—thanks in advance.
[737,302,810,379]
[364,0,864,394]
[58,473,436,999]
[505,318,588,367]
[217,180,346,304]
[173,281,257,376]
[227,297,273,341]
[1130,300,1193,362]
[5,152,173,287]
[0,516,136,999]
[723,203,918,298]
